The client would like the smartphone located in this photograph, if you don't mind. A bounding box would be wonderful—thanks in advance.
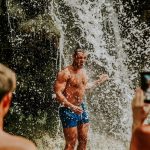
[141,72,150,103]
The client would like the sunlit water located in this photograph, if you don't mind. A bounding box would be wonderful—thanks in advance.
[6,0,150,149]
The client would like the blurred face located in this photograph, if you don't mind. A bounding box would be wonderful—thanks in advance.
[73,52,87,68]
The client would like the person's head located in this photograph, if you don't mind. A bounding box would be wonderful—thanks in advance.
[0,64,16,118]
[72,48,87,69]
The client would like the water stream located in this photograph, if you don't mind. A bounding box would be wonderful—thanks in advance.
[3,0,150,149]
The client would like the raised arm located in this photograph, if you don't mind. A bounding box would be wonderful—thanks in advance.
[86,74,109,89]
[131,88,150,132]
[130,88,150,150]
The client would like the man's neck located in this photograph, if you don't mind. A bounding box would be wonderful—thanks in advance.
[71,63,82,72]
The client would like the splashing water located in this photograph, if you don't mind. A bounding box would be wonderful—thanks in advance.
[5,0,150,149]
[36,0,149,149]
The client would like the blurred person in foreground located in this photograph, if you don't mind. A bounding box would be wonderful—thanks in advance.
[0,63,37,150]
[54,48,109,150]
[130,87,150,150]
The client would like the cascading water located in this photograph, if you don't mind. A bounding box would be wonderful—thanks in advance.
[1,0,150,150]
[35,1,130,149]
[35,0,150,149]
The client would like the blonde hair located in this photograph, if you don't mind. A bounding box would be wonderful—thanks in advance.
[0,64,16,100]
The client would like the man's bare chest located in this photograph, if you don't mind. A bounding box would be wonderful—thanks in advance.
[68,73,87,88]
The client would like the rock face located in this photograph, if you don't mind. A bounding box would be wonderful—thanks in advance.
[140,0,150,24]
[143,9,150,25]
[121,0,150,25]
[0,0,150,148]
[0,0,60,139]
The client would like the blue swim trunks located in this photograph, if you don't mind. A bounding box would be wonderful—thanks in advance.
[59,103,89,128]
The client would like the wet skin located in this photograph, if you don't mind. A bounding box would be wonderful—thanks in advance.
[54,52,89,150]
[54,52,88,114]
[130,88,150,150]
[54,51,109,150]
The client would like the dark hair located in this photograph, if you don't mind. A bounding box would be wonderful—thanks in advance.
[74,48,86,56]
[0,64,16,100]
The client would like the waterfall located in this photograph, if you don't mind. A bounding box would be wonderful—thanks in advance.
[35,0,133,149]
[2,0,150,149]
[35,0,150,149]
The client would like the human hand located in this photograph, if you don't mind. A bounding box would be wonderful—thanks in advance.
[132,88,150,131]
[98,74,109,84]
[71,105,83,114]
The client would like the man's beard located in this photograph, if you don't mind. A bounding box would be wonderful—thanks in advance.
[77,63,84,68]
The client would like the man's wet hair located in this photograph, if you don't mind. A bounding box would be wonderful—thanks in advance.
[74,48,86,56]
[0,64,16,100]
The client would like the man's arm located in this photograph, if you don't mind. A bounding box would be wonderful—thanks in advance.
[54,69,72,107]
[130,88,150,150]
[54,69,83,114]
[131,88,150,132]
[4,134,37,150]
[131,125,150,150]
[86,74,109,89]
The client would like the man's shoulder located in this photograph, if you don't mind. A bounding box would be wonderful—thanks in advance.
[62,66,70,72]
[59,66,71,75]
[0,132,37,150]
[56,66,71,81]
[13,135,37,150]
[135,125,150,136]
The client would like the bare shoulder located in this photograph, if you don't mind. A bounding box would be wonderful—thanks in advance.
[13,135,37,150]
[0,133,37,150]
[57,66,71,81]
[135,125,150,136]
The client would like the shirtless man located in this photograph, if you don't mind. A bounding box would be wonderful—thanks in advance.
[54,49,109,150]
[0,64,37,150]
[130,88,150,150]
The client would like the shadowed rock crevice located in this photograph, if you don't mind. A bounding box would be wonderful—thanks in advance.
[1,0,61,139]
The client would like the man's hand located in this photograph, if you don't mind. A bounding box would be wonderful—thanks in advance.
[132,88,150,131]
[97,74,109,84]
[71,105,83,114]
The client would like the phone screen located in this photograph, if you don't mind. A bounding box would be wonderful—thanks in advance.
[141,72,150,103]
